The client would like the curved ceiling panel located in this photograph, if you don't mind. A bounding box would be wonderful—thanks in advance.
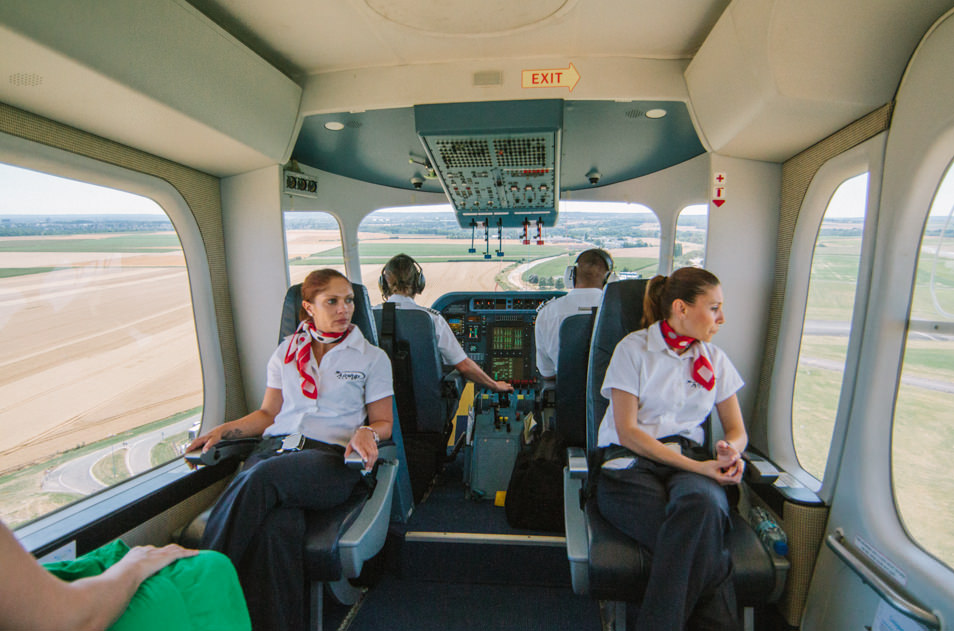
[291,99,704,199]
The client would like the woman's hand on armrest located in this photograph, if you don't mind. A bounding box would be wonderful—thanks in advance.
[185,388,283,454]
[346,396,393,471]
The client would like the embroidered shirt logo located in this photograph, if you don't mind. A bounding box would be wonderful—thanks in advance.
[336,370,366,381]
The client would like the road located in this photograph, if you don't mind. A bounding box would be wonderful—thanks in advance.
[506,255,566,289]
[800,321,954,393]
[42,415,197,496]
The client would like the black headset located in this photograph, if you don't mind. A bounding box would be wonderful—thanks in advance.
[379,254,425,296]
[564,248,614,289]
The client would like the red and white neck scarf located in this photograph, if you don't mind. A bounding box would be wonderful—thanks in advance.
[660,320,715,391]
[660,319,695,351]
[284,320,350,399]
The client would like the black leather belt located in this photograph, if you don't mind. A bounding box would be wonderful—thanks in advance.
[262,433,345,455]
[602,435,706,463]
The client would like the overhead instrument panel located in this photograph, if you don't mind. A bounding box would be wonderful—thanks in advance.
[415,100,562,228]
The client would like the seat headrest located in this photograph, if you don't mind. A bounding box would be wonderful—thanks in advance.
[279,282,377,346]
[555,312,597,448]
[585,278,649,456]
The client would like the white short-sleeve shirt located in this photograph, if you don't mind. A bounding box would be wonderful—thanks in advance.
[596,321,743,447]
[264,325,394,448]
[534,288,604,378]
[375,295,468,366]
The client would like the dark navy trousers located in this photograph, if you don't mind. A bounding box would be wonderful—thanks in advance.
[597,457,740,631]
[202,443,362,631]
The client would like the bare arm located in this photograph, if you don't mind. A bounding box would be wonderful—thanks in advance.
[454,357,514,393]
[0,522,196,631]
[345,396,394,470]
[610,388,743,485]
[713,394,747,479]
[186,387,283,454]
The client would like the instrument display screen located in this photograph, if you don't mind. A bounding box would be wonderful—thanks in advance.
[492,324,523,351]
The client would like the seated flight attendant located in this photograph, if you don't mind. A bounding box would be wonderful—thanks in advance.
[376,253,512,393]
[187,268,393,631]
[595,267,747,631]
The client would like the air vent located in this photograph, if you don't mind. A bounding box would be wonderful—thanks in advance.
[435,139,493,168]
[9,72,42,87]
[473,70,503,86]
[625,108,644,119]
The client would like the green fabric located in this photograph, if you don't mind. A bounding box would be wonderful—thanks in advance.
[44,540,251,631]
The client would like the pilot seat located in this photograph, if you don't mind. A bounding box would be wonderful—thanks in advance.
[373,302,461,503]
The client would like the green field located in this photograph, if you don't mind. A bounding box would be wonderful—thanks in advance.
[0,233,180,253]
[523,255,658,281]
[0,267,57,278]
[92,449,131,486]
[151,431,190,466]
[297,241,578,265]
[792,233,954,567]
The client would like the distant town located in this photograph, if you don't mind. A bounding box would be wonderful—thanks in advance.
[0,214,172,237]
[0,209,920,243]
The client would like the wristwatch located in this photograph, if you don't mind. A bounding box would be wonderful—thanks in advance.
[358,426,379,443]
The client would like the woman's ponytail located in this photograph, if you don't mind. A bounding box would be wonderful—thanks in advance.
[642,274,668,328]
[641,267,721,328]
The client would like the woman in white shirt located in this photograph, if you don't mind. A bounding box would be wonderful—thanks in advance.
[596,267,747,631]
[187,269,393,631]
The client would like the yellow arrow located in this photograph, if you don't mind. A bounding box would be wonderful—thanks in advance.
[521,63,580,92]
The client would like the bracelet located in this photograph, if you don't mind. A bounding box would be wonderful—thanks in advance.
[357,426,379,443]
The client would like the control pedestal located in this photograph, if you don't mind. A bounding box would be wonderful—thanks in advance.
[464,388,537,500]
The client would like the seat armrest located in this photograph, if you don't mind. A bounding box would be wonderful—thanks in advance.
[564,466,590,595]
[567,446,588,479]
[184,438,259,467]
[441,369,464,411]
[743,452,780,485]
[441,369,464,392]
[338,445,398,578]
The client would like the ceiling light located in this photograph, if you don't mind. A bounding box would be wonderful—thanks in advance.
[324,121,345,131]
[645,109,667,119]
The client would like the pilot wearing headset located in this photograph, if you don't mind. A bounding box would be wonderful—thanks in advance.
[377,254,512,393]
[534,248,615,382]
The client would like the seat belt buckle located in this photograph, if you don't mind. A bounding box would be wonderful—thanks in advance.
[278,433,305,452]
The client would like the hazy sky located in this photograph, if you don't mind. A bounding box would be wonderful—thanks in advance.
[0,163,163,215]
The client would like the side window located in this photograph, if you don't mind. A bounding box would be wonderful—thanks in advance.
[791,173,868,480]
[0,163,203,527]
[893,160,954,569]
[675,204,708,267]
[284,211,345,283]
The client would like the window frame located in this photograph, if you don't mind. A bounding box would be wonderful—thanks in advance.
[767,134,885,498]
[0,132,223,531]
